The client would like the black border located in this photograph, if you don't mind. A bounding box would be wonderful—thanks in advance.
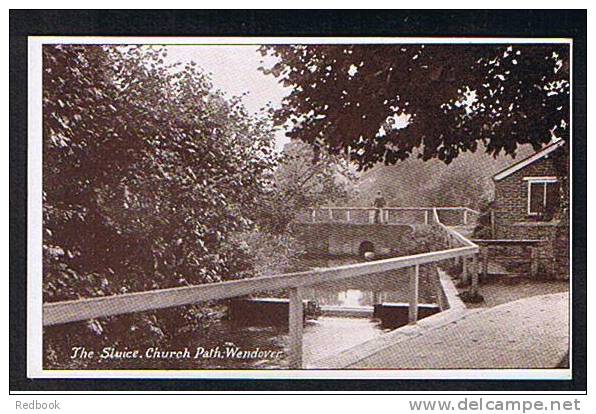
[9,9,587,393]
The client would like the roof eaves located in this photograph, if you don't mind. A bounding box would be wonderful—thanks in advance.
[493,139,565,182]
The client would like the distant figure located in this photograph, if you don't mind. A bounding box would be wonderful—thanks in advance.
[373,190,386,224]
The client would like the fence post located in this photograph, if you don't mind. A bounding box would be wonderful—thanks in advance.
[482,246,489,282]
[385,209,389,223]
[346,209,351,223]
[288,287,304,369]
[424,210,429,225]
[471,254,479,295]
[463,209,468,225]
[408,264,419,324]
[311,208,316,223]
[328,208,333,222]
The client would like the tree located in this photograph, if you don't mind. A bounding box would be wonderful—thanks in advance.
[254,140,357,233]
[259,44,569,170]
[43,45,278,364]
[425,160,493,210]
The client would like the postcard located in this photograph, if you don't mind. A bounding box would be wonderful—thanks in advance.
[26,35,572,380]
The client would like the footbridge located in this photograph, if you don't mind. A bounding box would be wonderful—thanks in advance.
[293,206,479,257]
[298,206,478,226]
[43,207,483,369]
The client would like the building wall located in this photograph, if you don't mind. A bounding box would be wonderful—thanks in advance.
[492,151,569,278]
[493,153,560,224]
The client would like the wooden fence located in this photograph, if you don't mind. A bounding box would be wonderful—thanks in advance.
[305,206,481,226]
[42,207,479,369]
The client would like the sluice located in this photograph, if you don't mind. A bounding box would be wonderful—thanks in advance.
[373,302,440,329]
[228,297,321,326]
[319,305,374,318]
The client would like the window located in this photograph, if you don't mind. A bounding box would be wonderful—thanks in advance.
[525,177,560,219]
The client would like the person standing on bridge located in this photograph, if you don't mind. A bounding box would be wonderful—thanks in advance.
[373,190,386,224]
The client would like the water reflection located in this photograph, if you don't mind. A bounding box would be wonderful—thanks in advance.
[338,289,364,307]
[297,256,437,306]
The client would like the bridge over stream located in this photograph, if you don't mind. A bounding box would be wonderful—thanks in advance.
[41,205,569,372]
[293,207,477,257]
[43,206,484,370]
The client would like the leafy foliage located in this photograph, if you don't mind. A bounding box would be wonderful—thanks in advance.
[255,140,358,233]
[43,45,354,367]
[43,45,281,362]
[349,144,536,211]
[259,44,569,170]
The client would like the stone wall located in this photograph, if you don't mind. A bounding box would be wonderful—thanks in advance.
[292,223,414,257]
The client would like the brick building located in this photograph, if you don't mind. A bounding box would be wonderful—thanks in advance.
[491,139,569,278]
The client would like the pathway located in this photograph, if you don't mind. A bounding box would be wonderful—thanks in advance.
[463,278,569,309]
[311,292,568,369]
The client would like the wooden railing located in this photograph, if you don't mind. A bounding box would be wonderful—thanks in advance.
[304,206,481,226]
[42,208,479,369]
[432,208,481,293]
[471,239,547,280]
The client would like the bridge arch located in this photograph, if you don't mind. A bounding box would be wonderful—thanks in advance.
[358,240,375,257]
[292,222,414,256]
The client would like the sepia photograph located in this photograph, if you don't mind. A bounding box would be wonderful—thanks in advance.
[35,39,573,374]
[26,36,574,379]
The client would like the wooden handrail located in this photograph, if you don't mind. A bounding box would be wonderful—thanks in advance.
[43,244,477,327]
[433,208,478,248]
[43,206,480,368]
[307,206,482,226]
